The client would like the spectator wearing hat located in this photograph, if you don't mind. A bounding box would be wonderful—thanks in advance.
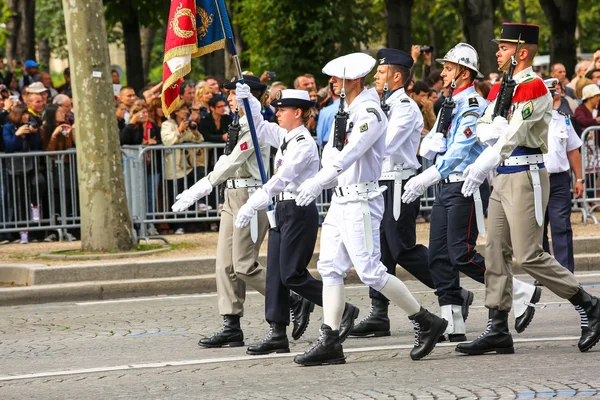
[18,60,40,90]
[459,22,600,357]
[25,91,45,133]
[172,75,275,349]
[27,82,49,106]
[575,84,600,131]
[294,52,446,366]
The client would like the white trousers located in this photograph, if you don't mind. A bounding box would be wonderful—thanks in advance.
[317,195,390,291]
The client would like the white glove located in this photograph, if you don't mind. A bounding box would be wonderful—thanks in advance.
[419,132,447,160]
[235,203,255,228]
[401,166,441,204]
[461,146,502,197]
[234,188,272,228]
[235,82,251,100]
[172,177,213,212]
[296,166,339,207]
[477,117,508,147]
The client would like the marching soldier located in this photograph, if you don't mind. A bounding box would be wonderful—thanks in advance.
[234,87,359,355]
[294,53,447,365]
[459,23,600,355]
[350,48,474,338]
[172,76,307,348]
[402,43,540,342]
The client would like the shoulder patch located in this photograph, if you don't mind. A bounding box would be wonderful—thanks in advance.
[462,111,480,119]
[366,107,382,122]
[296,135,305,142]
[360,123,368,133]
[468,97,479,108]
[464,127,473,138]
[400,98,410,104]
[521,101,534,120]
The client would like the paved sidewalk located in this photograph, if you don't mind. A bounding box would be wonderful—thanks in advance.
[1,273,600,399]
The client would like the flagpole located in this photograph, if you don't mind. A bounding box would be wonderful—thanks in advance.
[214,1,269,189]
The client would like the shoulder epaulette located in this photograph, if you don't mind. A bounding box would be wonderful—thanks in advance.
[296,135,305,142]
[468,97,479,108]
[487,83,501,101]
[366,107,382,122]
[512,78,548,103]
[400,98,410,104]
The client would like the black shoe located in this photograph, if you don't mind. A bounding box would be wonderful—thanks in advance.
[198,315,244,348]
[515,286,542,333]
[293,324,346,366]
[247,323,290,355]
[455,309,515,355]
[408,307,448,360]
[569,287,600,352]
[349,298,390,337]
[290,293,315,341]
[461,289,474,322]
[534,280,543,287]
[339,303,360,343]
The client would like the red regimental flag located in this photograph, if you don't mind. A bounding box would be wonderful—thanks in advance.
[161,0,199,115]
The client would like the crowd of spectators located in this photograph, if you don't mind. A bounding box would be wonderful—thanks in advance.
[2,47,600,243]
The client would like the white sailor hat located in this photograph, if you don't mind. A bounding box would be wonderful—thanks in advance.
[436,43,484,79]
[322,52,376,80]
[543,78,558,89]
[270,89,316,108]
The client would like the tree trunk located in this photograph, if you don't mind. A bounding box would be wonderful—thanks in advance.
[140,25,157,83]
[37,38,51,71]
[539,0,578,77]
[461,0,497,77]
[519,0,527,23]
[121,8,145,92]
[203,50,226,81]
[5,0,19,67]
[386,0,414,52]
[16,0,36,61]
[62,0,134,252]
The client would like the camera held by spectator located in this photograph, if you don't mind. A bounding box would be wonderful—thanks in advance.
[186,111,198,130]
[420,45,433,53]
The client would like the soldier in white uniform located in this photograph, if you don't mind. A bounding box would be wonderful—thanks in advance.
[293,53,447,366]
[234,88,360,355]
[459,23,600,355]
[173,76,306,348]
[542,78,584,273]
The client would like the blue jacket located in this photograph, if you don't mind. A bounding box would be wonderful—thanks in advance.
[3,123,43,153]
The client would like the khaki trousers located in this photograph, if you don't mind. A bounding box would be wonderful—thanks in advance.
[485,168,580,311]
[216,187,269,316]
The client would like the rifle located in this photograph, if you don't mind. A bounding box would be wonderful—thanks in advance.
[224,111,241,155]
[380,82,390,115]
[435,80,457,137]
[333,72,350,151]
[493,34,522,119]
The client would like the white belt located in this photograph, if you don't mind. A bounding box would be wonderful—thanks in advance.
[334,181,378,255]
[441,173,466,184]
[277,191,297,201]
[226,178,262,189]
[379,168,417,182]
[333,181,379,197]
[380,168,416,221]
[500,154,544,167]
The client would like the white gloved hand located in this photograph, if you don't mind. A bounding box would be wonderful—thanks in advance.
[461,146,502,197]
[235,203,256,228]
[419,132,447,160]
[295,165,339,207]
[477,117,508,146]
[172,177,213,212]
[235,82,251,100]
[401,166,441,203]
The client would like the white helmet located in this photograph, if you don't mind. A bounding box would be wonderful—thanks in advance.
[436,43,483,79]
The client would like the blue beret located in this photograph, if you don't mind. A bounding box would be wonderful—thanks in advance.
[376,49,414,69]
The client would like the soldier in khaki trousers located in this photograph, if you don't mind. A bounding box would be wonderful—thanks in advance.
[458,23,600,355]
[173,76,273,348]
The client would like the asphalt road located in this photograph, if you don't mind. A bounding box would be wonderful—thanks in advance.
[1,273,600,399]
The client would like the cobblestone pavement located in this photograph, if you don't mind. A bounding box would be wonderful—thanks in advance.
[1,274,600,399]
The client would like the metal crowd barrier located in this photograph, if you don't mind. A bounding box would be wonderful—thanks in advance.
[579,126,600,224]
[0,149,79,241]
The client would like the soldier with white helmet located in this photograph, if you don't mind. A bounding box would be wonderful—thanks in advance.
[402,43,540,342]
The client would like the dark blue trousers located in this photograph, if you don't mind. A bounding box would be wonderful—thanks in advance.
[543,171,575,272]
[265,200,322,325]
[428,180,489,306]
[371,179,435,302]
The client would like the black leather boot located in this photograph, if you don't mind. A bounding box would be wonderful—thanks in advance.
[198,315,244,348]
[568,287,600,352]
[455,309,514,355]
[515,285,542,333]
[349,298,390,337]
[339,303,360,343]
[461,288,474,322]
[247,323,290,355]
[408,307,447,360]
[293,324,346,366]
[290,293,315,341]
